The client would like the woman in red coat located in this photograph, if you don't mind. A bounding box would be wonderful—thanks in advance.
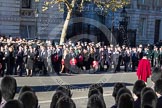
[136,54,151,82]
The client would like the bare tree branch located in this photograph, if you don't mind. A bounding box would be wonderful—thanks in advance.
[55,0,72,10]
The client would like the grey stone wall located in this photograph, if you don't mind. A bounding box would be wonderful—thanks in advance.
[0,0,20,36]
[37,0,64,39]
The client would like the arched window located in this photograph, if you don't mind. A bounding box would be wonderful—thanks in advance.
[22,0,31,8]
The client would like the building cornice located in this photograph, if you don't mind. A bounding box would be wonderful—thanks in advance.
[126,9,162,16]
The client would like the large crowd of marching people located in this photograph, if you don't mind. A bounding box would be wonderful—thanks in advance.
[0,35,162,108]
[0,35,162,77]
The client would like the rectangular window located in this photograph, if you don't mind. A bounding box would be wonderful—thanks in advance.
[20,25,35,39]
[137,0,145,4]
[127,16,131,28]
[156,0,159,6]
[139,18,147,38]
[137,0,152,9]
[22,0,31,8]
[160,0,162,6]
[156,0,162,6]
[159,21,162,41]
[144,0,152,5]
[154,20,161,43]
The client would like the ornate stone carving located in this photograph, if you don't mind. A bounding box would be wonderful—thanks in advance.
[20,9,35,17]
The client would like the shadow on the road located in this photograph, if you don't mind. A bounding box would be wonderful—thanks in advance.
[17,82,133,93]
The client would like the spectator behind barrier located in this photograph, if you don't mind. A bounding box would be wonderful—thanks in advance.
[117,93,134,108]
[55,96,76,108]
[111,83,126,108]
[141,87,154,99]
[56,86,72,98]
[88,88,101,98]
[18,91,38,108]
[112,83,126,99]
[141,90,157,108]
[0,76,17,107]
[3,100,23,108]
[154,78,162,108]
[88,88,106,108]
[50,90,67,108]
[133,80,146,108]
[115,87,132,106]
[19,86,34,96]
[151,67,162,83]
[87,94,106,108]
[89,84,103,95]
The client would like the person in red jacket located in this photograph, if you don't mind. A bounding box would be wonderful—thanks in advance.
[136,54,152,83]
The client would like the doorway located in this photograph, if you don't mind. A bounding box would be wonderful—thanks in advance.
[154,20,161,44]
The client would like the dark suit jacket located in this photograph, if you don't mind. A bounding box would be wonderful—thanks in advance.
[157,96,162,108]
[16,51,24,64]
[134,98,141,108]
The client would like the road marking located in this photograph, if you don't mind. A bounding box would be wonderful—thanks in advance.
[39,93,112,104]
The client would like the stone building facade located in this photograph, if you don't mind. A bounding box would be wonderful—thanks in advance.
[127,0,162,45]
[68,0,162,45]
[0,0,20,36]
[105,0,162,45]
[0,0,64,40]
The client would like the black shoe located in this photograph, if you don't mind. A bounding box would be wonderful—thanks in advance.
[57,73,60,76]
[19,75,22,77]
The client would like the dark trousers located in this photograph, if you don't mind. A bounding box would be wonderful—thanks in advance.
[124,62,129,72]
[132,61,136,72]
[100,61,109,71]
[53,62,60,75]
[153,58,159,67]
[115,60,121,72]
[77,62,83,70]
[0,69,4,77]
[6,65,14,75]
[0,62,5,77]
[15,63,23,76]
[41,61,47,75]
[84,61,90,70]
[115,63,120,72]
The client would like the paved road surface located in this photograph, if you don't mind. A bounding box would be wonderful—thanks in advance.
[1,72,153,108]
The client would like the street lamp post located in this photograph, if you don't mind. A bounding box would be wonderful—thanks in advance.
[110,12,114,44]
[35,9,38,39]
[119,6,128,46]
[35,0,39,39]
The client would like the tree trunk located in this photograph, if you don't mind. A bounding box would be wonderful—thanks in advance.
[59,10,72,45]
[59,0,76,45]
